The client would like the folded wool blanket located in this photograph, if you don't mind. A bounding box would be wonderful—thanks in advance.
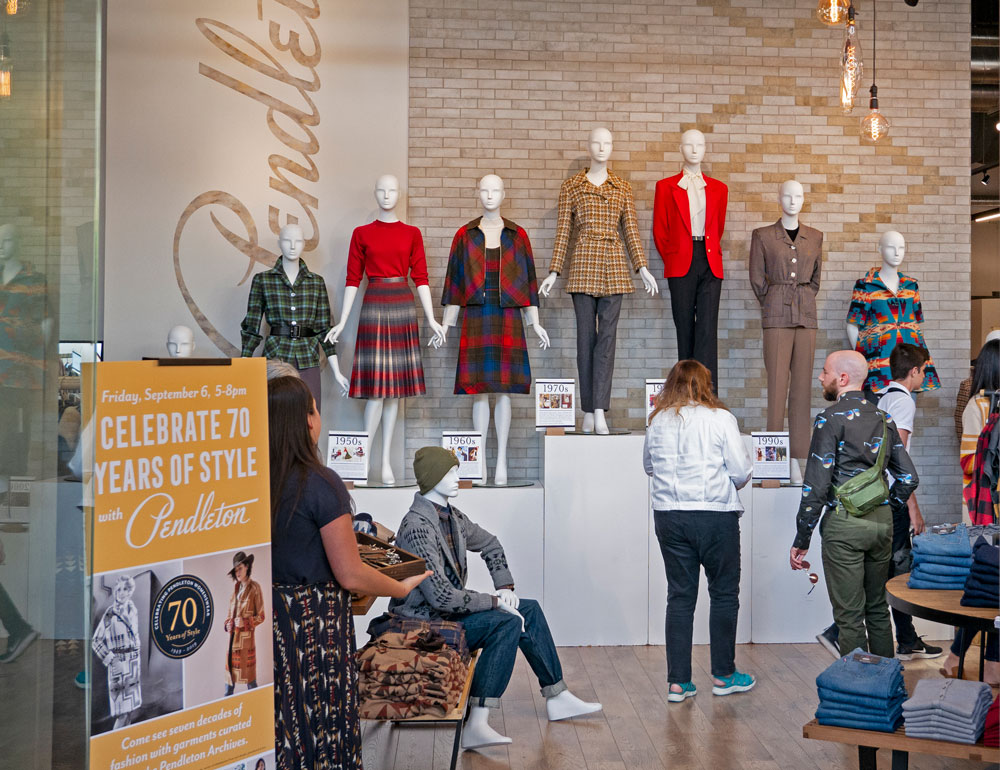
[911,525,973,558]
[816,649,904,700]
[359,698,448,720]
[902,679,993,720]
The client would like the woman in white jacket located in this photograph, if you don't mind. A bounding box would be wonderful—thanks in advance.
[643,360,755,703]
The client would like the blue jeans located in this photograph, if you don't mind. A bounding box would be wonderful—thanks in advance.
[653,510,741,683]
[815,648,903,699]
[817,686,906,712]
[457,599,565,708]
[950,627,999,662]
[911,524,972,557]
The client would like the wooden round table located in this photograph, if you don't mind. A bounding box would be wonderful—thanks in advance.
[886,573,997,680]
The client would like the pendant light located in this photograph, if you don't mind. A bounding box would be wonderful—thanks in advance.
[817,0,851,26]
[860,0,889,143]
[839,3,863,113]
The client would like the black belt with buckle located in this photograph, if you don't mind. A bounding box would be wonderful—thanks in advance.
[691,236,705,241]
[270,324,317,339]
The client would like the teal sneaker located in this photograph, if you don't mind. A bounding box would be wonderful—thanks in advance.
[712,671,756,696]
[667,681,697,703]
[74,670,89,689]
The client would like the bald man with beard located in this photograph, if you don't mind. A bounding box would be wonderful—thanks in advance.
[789,350,919,657]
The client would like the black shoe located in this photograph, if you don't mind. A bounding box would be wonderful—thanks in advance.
[0,628,38,663]
[896,637,943,660]
[816,625,840,659]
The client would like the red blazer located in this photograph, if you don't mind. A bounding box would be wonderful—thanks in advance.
[652,173,728,279]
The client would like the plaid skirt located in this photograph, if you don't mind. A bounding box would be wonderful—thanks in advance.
[273,582,362,770]
[350,278,426,399]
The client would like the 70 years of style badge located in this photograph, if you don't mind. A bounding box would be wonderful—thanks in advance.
[151,575,214,659]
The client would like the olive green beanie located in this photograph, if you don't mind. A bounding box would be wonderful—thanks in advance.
[413,446,460,495]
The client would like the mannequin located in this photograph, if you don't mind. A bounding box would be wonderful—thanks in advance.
[391,448,602,751]
[0,223,46,498]
[846,231,940,392]
[540,128,658,434]
[165,325,196,358]
[325,175,445,484]
[748,180,823,473]
[652,129,729,392]
[240,224,349,413]
[442,175,549,485]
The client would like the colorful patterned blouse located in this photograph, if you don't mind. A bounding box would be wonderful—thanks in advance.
[846,267,940,392]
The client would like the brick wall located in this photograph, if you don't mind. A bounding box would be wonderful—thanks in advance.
[404,0,971,522]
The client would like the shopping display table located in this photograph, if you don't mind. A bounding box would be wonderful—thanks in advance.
[885,574,998,681]
[803,718,999,770]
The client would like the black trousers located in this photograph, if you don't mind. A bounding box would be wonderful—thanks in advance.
[666,241,722,391]
[571,293,623,413]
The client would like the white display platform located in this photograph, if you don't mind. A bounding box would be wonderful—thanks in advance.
[350,483,544,647]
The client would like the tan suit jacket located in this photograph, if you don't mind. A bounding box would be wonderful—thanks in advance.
[549,170,647,296]
[748,221,822,329]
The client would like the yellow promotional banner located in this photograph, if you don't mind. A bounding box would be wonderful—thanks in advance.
[84,359,275,770]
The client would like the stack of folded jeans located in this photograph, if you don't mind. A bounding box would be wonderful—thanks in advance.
[815,649,906,732]
[908,524,973,590]
[903,678,993,744]
[961,536,999,608]
[985,693,999,748]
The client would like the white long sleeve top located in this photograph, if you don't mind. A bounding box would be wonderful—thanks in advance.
[643,403,753,513]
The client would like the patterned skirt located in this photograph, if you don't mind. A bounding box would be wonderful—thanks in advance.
[350,278,426,399]
[455,247,531,394]
[273,582,362,770]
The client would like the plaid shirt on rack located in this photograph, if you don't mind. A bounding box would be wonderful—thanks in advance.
[548,170,647,297]
[240,257,337,368]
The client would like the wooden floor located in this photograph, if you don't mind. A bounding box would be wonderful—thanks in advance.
[362,642,998,770]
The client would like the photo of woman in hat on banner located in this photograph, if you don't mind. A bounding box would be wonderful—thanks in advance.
[224,550,265,696]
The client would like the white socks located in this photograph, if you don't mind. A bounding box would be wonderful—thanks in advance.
[461,706,511,750]
[545,690,603,722]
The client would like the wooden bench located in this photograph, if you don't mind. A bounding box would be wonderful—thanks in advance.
[803,718,999,769]
[367,650,479,770]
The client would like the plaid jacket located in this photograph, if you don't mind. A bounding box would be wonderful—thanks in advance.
[239,257,337,368]
[548,170,647,297]
[441,218,539,309]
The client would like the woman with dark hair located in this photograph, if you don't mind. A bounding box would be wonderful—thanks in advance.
[254,759,266,770]
[267,376,430,769]
[643,360,754,703]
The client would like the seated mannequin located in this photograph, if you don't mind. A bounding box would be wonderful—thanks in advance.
[390,447,602,749]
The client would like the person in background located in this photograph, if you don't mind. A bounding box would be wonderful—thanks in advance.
[267,376,430,770]
[955,329,1000,442]
[940,338,1000,685]
[643,360,755,703]
[791,351,918,659]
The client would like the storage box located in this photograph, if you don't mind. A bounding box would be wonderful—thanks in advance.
[355,532,426,581]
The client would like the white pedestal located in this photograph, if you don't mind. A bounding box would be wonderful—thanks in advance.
[543,433,650,645]
[350,483,544,647]
[647,483,753,646]
[750,484,831,643]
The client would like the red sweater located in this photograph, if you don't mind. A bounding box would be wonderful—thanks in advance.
[346,220,429,287]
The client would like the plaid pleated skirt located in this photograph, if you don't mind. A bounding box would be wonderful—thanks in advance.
[455,247,531,394]
[273,582,361,770]
[350,277,426,399]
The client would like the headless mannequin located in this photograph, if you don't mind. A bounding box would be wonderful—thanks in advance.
[166,325,196,358]
[442,175,550,485]
[539,128,658,434]
[846,230,903,348]
[325,176,445,485]
[422,467,602,749]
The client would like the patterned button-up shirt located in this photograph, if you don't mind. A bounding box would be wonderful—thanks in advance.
[793,391,918,550]
[240,258,337,368]
[549,170,647,297]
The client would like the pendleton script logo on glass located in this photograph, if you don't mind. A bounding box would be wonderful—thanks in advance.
[173,2,324,355]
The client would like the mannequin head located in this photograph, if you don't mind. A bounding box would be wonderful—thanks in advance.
[679,129,706,167]
[478,174,505,213]
[278,224,305,262]
[374,174,400,212]
[166,325,196,358]
[778,180,805,218]
[0,223,19,262]
[429,466,460,501]
[588,127,613,164]
[878,231,905,269]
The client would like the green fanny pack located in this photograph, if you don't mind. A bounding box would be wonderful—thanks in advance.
[832,417,889,517]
